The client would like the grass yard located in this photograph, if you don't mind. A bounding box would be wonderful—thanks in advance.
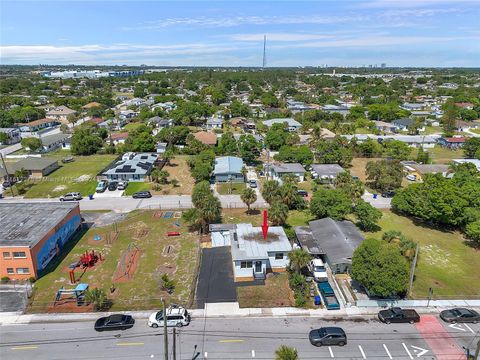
[421,126,443,135]
[123,181,151,196]
[350,157,382,183]
[221,208,264,226]
[369,210,480,298]
[237,273,294,308]
[470,128,480,135]
[28,210,200,312]
[412,145,463,164]
[216,182,245,195]
[123,122,144,132]
[21,155,117,198]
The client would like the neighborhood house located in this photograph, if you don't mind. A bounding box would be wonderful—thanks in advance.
[213,156,244,183]
[102,153,158,182]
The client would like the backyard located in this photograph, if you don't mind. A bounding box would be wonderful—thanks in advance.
[28,210,200,312]
[19,155,117,198]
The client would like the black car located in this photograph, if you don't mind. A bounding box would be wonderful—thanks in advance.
[381,190,396,198]
[2,181,14,189]
[108,181,118,191]
[132,191,152,199]
[94,314,135,332]
[378,307,420,324]
[309,327,347,347]
[297,189,308,197]
[440,308,480,323]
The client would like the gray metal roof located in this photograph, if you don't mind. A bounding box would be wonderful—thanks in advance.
[294,226,324,254]
[412,164,450,174]
[272,163,306,174]
[41,133,70,147]
[209,223,237,232]
[311,164,345,177]
[213,156,244,175]
[307,218,364,265]
[230,223,292,261]
[0,202,79,247]
[263,118,302,128]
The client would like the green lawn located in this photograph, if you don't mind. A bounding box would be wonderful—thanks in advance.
[369,210,480,298]
[217,182,245,195]
[21,155,117,198]
[29,210,199,312]
[421,126,443,135]
[470,128,480,134]
[123,122,144,132]
[237,273,294,308]
[123,182,151,196]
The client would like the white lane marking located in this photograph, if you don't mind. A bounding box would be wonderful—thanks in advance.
[464,324,475,334]
[411,345,429,357]
[328,346,334,358]
[252,350,255,358]
[402,343,413,359]
[449,323,465,331]
[358,345,366,359]
[204,352,208,358]
[383,344,393,359]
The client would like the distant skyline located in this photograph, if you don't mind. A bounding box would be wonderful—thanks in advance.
[1,0,480,67]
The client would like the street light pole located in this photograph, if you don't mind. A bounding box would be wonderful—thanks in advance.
[162,298,168,360]
[0,153,15,197]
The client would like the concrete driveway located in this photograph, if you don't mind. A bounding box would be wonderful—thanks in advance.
[195,247,237,309]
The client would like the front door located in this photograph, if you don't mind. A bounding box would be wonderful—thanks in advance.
[255,261,262,273]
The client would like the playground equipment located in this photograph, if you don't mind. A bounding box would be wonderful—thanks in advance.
[163,211,174,219]
[54,283,89,306]
[113,242,140,281]
[68,250,103,284]
[167,232,180,236]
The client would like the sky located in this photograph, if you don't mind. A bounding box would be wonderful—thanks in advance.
[1,0,480,67]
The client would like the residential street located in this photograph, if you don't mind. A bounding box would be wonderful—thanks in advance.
[1,316,478,360]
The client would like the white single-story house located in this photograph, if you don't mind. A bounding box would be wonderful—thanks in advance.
[206,118,224,130]
[270,163,306,182]
[39,133,70,152]
[213,156,244,183]
[210,223,292,282]
[263,118,302,132]
[0,128,21,144]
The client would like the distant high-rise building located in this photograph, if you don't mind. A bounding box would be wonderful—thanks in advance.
[381,63,386,68]
[262,35,267,68]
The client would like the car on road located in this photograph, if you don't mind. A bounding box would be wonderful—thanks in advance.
[297,189,308,197]
[307,258,327,282]
[440,308,480,323]
[95,180,108,193]
[117,181,128,190]
[378,307,420,324]
[381,190,396,198]
[108,181,118,191]
[248,179,257,188]
[59,192,82,201]
[309,327,347,347]
[148,306,191,328]
[94,314,135,332]
[132,191,152,199]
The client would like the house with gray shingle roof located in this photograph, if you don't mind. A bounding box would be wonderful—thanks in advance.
[270,163,306,182]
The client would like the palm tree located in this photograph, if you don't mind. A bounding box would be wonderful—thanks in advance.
[240,187,257,214]
[85,288,107,311]
[275,345,299,360]
[198,195,222,233]
[281,182,298,209]
[288,249,311,273]
[262,180,281,204]
[269,201,289,226]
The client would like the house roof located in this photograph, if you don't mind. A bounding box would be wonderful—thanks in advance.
[453,158,480,171]
[46,105,76,115]
[41,133,70,147]
[272,163,306,174]
[441,137,468,143]
[110,132,129,140]
[12,157,58,171]
[230,223,292,261]
[412,164,450,175]
[103,153,157,176]
[263,118,302,128]
[311,164,345,177]
[82,102,102,109]
[89,117,104,125]
[214,156,244,175]
[393,118,414,127]
[0,202,79,247]
[17,118,58,128]
[301,218,364,264]
[206,118,223,125]
[193,131,217,145]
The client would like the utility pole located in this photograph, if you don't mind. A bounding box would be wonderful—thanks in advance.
[408,244,420,297]
[473,338,479,360]
[0,153,15,197]
[172,327,177,360]
[162,298,168,360]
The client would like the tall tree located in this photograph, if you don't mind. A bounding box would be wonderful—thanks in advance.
[20,137,42,153]
[365,160,403,192]
[269,201,289,226]
[354,200,382,231]
[442,101,457,137]
[262,180,281,205]
[310,188,352,220]
[240,187,257,214]
[287,249,311,274]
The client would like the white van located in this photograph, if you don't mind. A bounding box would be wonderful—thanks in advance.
[308,259,328,282]
[148,306,191,328]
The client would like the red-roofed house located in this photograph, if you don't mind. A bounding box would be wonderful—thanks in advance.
[110,132,129,145]
[454,102,474,110]
[437,136,469,149]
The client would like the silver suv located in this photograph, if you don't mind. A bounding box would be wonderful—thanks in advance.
[60,192,82,201]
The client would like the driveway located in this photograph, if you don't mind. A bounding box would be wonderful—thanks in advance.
[362,191,392,209]
[195,247,237,309]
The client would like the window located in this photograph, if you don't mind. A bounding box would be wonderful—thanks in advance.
[13,252,26,259]
[240,261,252,269]
[16,268,30,274]
[6,268,14,274]
[275,253,284,260]
[3,252,11,259]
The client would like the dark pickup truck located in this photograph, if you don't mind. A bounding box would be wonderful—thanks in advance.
[378,307,420,324]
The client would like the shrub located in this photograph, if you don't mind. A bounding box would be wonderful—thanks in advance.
[28,277,36,283]
[1,276,10,283]
[161,274,175,294]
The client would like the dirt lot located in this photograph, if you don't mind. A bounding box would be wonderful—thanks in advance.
[350,157,382,182]
[237,273,294,308]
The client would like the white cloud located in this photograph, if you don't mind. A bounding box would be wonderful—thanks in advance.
[230,33,335,42]
[357,0,478,9]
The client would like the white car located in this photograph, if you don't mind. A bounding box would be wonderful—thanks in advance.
[60,192,82,201]
[406,174,417,181]
[308,259,328,282]
[148,306,191,328]
[117,181,128,190]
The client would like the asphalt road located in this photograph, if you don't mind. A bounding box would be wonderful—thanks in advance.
[1,316,478,360]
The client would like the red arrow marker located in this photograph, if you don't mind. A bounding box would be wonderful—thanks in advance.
[261,209,269,240]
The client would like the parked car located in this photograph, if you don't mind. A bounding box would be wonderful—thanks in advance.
[2,181,14,189]
[381,190,396,198]
[94,314,135,332]
[248,179,257,188]
[61,156,74,163]
[309,327,347,347]
[318,282,340,310]
[132,191,152,199]
[95,180,108,193]
[297,189,308,197]
[108,181,118,191]
[440,308,480,323]
[148,306,191,328]
[378,307,420,324]
[117,181,128,190]
[307,259,327,282]
[406,174,417,181]
[59,192,82,201]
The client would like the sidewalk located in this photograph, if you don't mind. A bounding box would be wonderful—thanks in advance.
[3,302,479,326]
